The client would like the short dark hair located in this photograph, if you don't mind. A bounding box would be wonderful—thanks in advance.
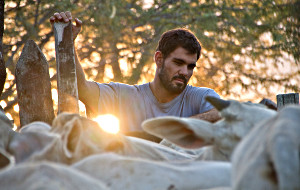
[156,28,202,60]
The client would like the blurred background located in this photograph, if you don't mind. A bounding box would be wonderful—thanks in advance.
[0,0,299,128]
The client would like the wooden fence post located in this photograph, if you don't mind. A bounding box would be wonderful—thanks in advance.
[54,22,79,114]
[16,40,55,127]
[276,93,299,110]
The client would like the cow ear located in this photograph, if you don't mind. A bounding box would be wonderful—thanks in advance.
[62,117,83,158]
[142,117,215,149]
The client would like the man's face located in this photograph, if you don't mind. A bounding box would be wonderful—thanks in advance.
[158,47,197,94]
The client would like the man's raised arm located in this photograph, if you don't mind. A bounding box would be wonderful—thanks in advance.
[50,12,99,115]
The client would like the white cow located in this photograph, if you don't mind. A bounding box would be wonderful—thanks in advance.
[18,121,51,133]
[8,122,58,163]
[8,113,193,165]
[0,161,109,190]
[142,96,277,161]
[231,105,300,190]
[73,152,231,190]
[0,110,16,169]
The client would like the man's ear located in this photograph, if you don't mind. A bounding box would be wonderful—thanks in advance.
[154,51,164,68]
[142,116,215,149]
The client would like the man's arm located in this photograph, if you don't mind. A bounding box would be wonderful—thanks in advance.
[50,12,99,115]
[74,50,99,115]
[189,108,221,123]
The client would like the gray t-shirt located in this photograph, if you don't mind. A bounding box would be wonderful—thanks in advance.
[96,82,220,132]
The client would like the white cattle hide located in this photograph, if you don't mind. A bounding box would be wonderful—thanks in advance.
[7,121,55,164]
[51,113,193,162]
[0,111,16,168]
[0,161,109,190]
[10,113,193,164]
[0,111,14,149]
[8,128,58,163]
[231,105,300,190]
[142,97,277,161]
[122,136,195,161]
[18,121,51,133]
[73,153,231,190]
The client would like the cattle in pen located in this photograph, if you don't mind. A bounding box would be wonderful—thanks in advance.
[6,113,194,165]
[73,152,231,190]
[142,96,277,161]
[231,105,300,190]
[0,161,109,190]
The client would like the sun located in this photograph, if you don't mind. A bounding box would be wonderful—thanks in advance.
[93,114,120,134]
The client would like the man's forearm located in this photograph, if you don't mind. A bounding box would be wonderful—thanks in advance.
[74,49,87,92]
[190,108,221,123]
[74,48,99,115]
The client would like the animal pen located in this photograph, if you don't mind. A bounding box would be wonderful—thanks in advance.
[16,22,79,127]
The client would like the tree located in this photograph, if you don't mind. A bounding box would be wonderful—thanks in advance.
[1,0,299,128]
[0,0,5,99]
[186,0,300,99]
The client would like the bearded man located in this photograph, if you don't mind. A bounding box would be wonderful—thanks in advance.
[50,12,221,136]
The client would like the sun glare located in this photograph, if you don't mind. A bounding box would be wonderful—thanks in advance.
[93,114,120,134]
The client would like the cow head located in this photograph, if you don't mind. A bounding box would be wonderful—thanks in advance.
[207,97,277,152]
[8,122,57,163]
[51,113,124,163]
[142,97,277,158]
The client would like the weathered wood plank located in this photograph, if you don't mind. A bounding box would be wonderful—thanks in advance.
[54,22,79,114]
[15,40,55,127]
[276,93,299,110]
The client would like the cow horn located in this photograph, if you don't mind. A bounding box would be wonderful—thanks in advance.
[205,96,230,111]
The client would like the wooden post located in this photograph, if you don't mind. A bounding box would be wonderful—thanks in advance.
[54,22,79,114]
[15,40,55,127]
[276,93,299,110]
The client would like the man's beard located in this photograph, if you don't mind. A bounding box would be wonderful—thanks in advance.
[158,63,188,94]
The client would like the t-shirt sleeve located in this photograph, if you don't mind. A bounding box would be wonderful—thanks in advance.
[188,87,220,113]
[200,89,220,113]
[96,82,119,114]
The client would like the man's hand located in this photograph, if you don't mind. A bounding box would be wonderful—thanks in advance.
[50,11,82,41]
[190,108,221,123]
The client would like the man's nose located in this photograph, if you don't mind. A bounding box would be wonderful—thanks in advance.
[178,65,188,76]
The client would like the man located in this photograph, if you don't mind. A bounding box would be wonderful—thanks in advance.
[50,12,221,134]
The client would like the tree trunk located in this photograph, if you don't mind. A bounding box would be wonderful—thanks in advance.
[0,0,5,98]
